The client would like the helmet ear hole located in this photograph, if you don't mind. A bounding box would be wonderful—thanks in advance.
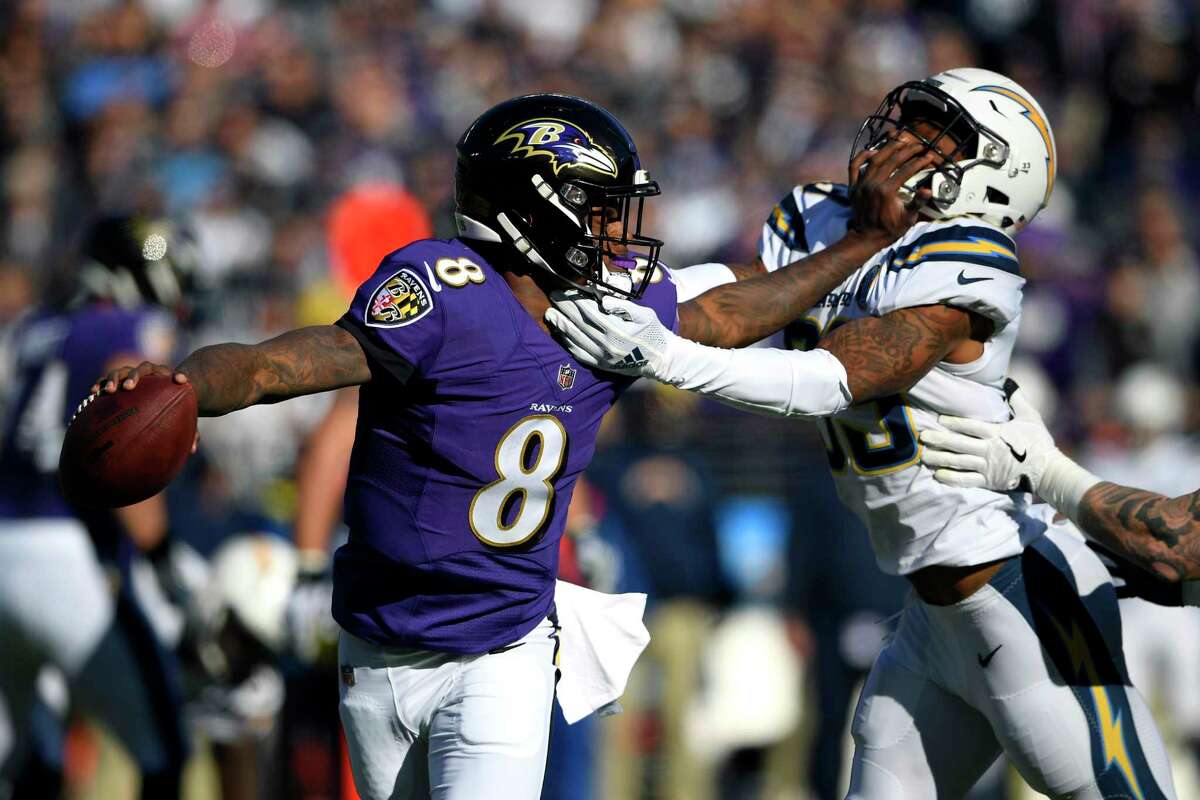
[986,187,1010,206]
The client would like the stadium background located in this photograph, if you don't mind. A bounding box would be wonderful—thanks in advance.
[2,0,1199,798]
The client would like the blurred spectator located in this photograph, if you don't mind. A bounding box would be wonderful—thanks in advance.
[783,458,908,800]
[589,388,729,800]
[1095,186,1200,381]
[5,1,1200,797]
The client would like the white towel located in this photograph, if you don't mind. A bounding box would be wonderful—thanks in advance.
[553,580,650,725]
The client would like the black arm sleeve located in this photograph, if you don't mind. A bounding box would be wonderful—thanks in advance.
[335,314,416,385]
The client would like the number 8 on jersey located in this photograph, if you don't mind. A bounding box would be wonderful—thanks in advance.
[469,415,567,547]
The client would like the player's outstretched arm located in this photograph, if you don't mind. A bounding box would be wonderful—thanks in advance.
[920,386,1200,582]
[546,295,979,419]
[92,325,372,417]
[676,232,892,348]
[676,139,937,349]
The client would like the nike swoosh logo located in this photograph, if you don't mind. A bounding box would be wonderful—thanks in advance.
[977,644,1003,668]
[1003,439,1027,462]
[957,271,994,285]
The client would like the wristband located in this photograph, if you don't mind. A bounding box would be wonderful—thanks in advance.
[1037,450,1102,527]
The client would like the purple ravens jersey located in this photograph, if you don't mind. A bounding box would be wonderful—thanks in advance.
[333,239,678,654]
[0,305,174,520]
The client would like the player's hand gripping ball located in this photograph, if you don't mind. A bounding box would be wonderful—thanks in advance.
[59,372,197,508]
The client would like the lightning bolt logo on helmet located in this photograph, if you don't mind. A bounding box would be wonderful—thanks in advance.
[495,118,619,177]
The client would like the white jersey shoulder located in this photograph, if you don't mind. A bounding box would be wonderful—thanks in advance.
[759,183,1038,576]
[866,218,1024,331]
[759,182,852,268]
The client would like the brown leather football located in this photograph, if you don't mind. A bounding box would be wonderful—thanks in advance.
[59,373,197,508]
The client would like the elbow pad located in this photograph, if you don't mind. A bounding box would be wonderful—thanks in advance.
[660,340,852,418]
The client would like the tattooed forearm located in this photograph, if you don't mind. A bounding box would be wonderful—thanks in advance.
[677,230,892,348]
[816,304,972,402]
[179,325,371,416]
[724,259,769,281]
[1079,482,1200,581]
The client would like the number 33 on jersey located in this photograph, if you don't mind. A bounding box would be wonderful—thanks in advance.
[330,239,679,654]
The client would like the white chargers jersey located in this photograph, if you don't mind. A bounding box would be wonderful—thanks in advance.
[760,182,1040,575]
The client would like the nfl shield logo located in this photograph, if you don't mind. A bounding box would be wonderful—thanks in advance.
[557,363,577,390]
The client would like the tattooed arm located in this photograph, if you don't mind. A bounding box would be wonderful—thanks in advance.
[726,259,769,280]
[816,304,991,402]
[92,325,372,416]
[1074,485,1200,581]
[677,230,894,348]
[676,138,938,348]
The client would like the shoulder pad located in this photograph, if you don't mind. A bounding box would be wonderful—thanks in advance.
[887,223,1019,276]
[767,189,806,253]
[765,183,851,253]
[802,182,851,205]
[383,237,467,264]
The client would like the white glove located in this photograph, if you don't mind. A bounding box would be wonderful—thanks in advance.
[545,290,852,418]
[545,291,676,380]
[919,383,1099,522]
[286,556,338,665]
[919,387,1057,492]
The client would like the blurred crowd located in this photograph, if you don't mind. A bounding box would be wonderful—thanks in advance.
[2,0,1200,798]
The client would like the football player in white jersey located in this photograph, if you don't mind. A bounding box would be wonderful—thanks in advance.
[548,68,1178,798]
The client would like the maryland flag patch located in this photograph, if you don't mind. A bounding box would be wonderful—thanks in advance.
[366,268,433,328]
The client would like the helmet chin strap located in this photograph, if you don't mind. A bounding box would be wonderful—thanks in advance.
[459,198,631,298]
[454,212,502,243]
[495,211,556,274]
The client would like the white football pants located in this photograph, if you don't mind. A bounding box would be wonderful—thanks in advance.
[0,519,183,784]
[847,522,1176,799]
[339,617,558,800]
[1120,598,1200,740]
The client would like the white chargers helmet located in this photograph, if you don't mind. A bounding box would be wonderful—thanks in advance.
[852,67,1056,233]
[206,533,298,653]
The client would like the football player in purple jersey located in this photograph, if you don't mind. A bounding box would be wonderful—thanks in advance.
[0,216,196,799]
[94,93,931,799]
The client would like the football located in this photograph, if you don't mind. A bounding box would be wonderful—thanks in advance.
[59,373,198,508]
